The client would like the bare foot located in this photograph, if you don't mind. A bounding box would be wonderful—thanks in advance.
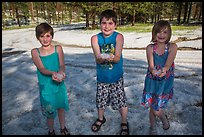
[149,126,157,135]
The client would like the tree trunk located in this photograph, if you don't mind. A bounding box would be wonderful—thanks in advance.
[16,7,21,27]
[85,12,89,28]
[154,7,157,23]
[177,2,182,24]
[198,3,202,21]
[29,2,35,22]
[187,2,192,24]
[151,15,154,24]
[68,9,72,24]
[193,3,198,20]
[92,14,95,29]
[56,2,61,25]
[159,3,163,20]
[112,2,116,11]
[43,3,47,21]
[132,10,135,26]
[11,3,15,19]
[61,9,64,25]
[182,2,188,24]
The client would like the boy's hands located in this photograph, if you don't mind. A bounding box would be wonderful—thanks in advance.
[106,53,114,62]
[97,53,114,64]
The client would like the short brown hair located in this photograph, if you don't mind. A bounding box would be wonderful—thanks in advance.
[35,22,54,39]
[151,20,172,43]
[99,9,117,25]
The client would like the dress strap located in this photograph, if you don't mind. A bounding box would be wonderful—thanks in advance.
[165,43,170,52]
[55,45,57,53]
[36,48,41,55]
[153,44,157,53]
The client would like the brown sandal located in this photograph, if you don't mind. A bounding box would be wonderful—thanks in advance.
[91,116,106,132]
[60,126,70,135]
[120,122,129,135]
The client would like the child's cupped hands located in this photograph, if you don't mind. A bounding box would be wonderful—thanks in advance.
[152,67,167,77]
[158,67,167,77]
[52,71,66,82]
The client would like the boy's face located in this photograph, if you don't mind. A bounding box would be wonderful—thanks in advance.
[100,17,116,37]
[38,31,53,47]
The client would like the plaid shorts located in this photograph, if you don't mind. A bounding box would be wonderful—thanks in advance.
[96,77,127,110]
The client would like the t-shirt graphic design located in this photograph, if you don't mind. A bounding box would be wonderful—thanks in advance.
[101,43,115,70]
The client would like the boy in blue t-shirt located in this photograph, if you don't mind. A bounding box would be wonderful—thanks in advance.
[91,9,129,135]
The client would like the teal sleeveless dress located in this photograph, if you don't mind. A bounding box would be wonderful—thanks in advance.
[141,43,174,111]
[36,46,69,118]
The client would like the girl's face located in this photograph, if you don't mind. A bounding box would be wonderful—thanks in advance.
[38,31,52,47]
[156,27,169,43]
[100,17,116,37]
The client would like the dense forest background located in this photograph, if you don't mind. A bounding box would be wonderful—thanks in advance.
[2,2,202,29]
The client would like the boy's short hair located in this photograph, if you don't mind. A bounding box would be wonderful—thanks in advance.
[35,22,54,39]
[151,20,172,43]
[99,9,117,24]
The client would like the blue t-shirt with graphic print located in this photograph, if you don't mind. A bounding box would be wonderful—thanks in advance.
[96,31,123,83]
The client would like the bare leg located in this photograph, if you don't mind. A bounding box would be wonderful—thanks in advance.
[150,107,156,127]
[153,108,170,130]
[157,109,169,130]
[120,107,128,123]
[149,107,157,135]
[58,108,70,135]
[119,107,129,135]
[58,108,65,129]
[98,108,105,120]
[47,118,54,132]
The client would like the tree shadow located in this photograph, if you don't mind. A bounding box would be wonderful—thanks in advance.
[2,48,202,135]
[54,23,86,31]
[2,48,27,58]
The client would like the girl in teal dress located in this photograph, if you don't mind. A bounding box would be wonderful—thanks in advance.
[31,23,70,135]
[141,20,177,135]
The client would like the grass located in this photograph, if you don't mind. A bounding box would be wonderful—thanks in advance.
[2,25,36,30]
[117,23,201,33]
[171,25,201,31]
[117,23,153,33]
[2,23,201,33]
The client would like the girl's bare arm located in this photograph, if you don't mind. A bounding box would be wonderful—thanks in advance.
[31,48,55,75]
[146,44,155,73]
[163,43,177,72]
[56,45,66,73]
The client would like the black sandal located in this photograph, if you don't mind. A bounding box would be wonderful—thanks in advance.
[91,116,106,132]
[60,126,70,135]
[48,130,56,135]
[120,122,129,135]
[163,115,170,130]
